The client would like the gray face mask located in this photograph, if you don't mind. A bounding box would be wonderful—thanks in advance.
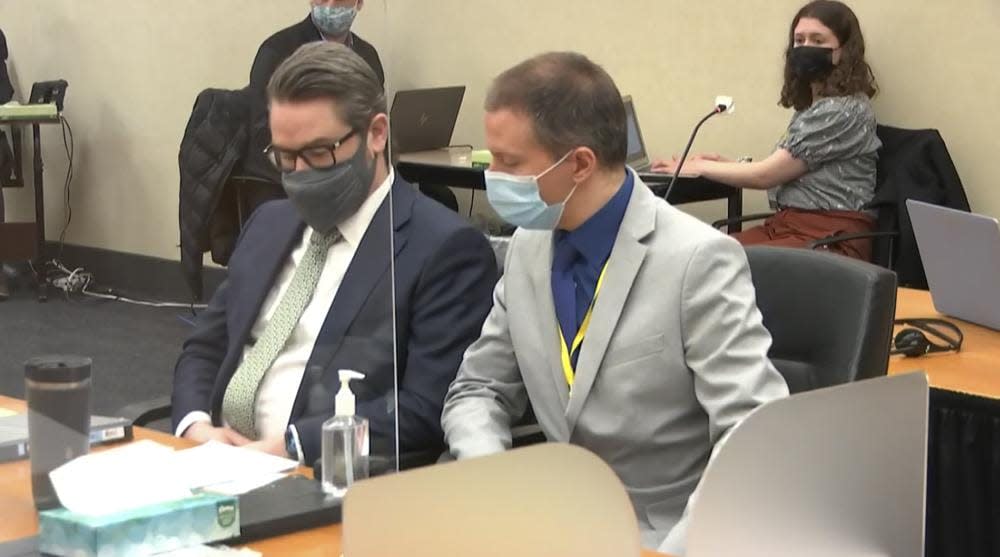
[281,134,376,235]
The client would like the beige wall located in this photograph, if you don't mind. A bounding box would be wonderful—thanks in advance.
[1,0,998,261]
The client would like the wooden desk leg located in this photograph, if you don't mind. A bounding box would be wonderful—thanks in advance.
[32,123,47,302]
[727,190,743,233]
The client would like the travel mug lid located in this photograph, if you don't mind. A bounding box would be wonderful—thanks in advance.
[24,356,92,383]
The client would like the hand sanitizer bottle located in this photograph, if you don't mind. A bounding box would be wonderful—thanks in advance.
[321,369,370,496]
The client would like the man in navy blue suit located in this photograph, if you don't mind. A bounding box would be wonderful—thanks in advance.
[171,42,497,466]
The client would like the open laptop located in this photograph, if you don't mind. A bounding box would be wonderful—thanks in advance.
[624,95,653,172]
[907,199,1000,330]
[28,79,68,111]
[341,444,640,556]
[687,373,928,556]
[623,95,692,183]
[389,86,465,154]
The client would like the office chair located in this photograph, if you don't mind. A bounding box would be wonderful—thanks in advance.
[744,245,898,393]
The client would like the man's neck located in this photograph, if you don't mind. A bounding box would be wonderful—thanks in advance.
[370,157,390,192]
[559,167,627,232]
[322,33,350,44]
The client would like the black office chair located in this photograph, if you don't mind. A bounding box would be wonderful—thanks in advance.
[744,245,898,394]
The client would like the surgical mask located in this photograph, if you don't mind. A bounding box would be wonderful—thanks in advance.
[311,3,358,38]
[484,151,577,230]
[788,46,836,81]
[281,134,375,235]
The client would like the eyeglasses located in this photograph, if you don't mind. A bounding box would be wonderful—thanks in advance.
[264,129,357,172]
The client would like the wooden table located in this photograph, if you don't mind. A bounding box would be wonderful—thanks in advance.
[889,288,1000,398]
[0,395,670,556]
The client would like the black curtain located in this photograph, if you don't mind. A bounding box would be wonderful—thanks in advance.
[926,387,1000,556]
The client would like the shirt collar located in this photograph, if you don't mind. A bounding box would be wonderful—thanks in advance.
[307,167,394,248]
[563,170,634,267]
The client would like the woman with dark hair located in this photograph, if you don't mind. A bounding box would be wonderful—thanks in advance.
[653,0,881,261]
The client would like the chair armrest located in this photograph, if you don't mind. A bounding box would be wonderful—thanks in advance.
[807,231,899,250]
[117,396,172,427]
[711,212,775,230]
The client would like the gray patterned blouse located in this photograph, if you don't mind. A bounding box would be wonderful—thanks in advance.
[769,94,881,212]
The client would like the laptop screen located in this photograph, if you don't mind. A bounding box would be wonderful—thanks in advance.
[622,96,647,167]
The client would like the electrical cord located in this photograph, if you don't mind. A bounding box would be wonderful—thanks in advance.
[57,114,74,260]
[663,105,725,201]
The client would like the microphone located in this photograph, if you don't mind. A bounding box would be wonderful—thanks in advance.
[663,96,734,202]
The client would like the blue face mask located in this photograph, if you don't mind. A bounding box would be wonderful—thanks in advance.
[311,3,358,38]
[484,151,577,230]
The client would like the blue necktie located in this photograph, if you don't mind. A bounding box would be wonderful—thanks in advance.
[552,239,581,363]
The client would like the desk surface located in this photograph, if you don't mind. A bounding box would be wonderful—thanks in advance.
[2,290,997,554]
[890,288,1000,398]
[0,395,669,556]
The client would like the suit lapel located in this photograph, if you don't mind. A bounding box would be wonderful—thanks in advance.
[230,206,305,369]
[527,234,573,431]
[565,176,656,432]
[291,179,414,416]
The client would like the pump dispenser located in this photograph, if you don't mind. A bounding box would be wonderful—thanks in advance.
[321,370,370,496]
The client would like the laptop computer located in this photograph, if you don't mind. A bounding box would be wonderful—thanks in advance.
[687,373,928,556]
[623,95,690,183]
[0,414,133,463]
[28,79,68,111]
[389,86,465,154]
[624,95,653,172]
[907,199,1000,330]
[341,444,640,556]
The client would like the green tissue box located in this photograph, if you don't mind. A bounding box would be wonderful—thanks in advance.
[39,493,240,557]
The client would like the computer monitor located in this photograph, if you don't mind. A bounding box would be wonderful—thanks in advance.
[687,373,928,557]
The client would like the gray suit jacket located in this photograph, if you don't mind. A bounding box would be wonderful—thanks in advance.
[442,172,789,553]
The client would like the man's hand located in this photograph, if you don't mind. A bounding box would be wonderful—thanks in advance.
[182,422,251,446]
[243,436,290,458]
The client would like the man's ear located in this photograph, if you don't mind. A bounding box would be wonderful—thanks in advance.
[570,147,598,184]
[368,113,389,156]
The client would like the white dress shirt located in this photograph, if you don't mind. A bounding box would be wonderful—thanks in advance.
[176,170,394,441]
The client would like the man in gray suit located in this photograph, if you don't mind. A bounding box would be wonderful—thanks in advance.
[441,52,789,555]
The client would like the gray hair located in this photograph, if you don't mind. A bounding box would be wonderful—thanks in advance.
[485,52,627,167]
[267,42,386,131]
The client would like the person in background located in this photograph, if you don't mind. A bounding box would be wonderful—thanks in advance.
[653,0,880,261]
[250,0,383,92]
[173,43,496,467]
[441,51,788,554]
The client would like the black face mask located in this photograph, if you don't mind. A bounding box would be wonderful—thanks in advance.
[788,46,836,81]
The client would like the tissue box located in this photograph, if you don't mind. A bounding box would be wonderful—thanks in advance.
[39,493,239,557]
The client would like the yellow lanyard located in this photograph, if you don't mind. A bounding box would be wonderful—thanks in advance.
[558,262,609,388]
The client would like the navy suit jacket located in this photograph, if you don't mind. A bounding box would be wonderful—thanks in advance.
[171,176,497,463]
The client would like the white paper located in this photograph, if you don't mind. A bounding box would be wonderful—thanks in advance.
[49,440,191,516]
[171,441,298,490]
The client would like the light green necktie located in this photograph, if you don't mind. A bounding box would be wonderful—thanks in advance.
[222,231,339,439]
